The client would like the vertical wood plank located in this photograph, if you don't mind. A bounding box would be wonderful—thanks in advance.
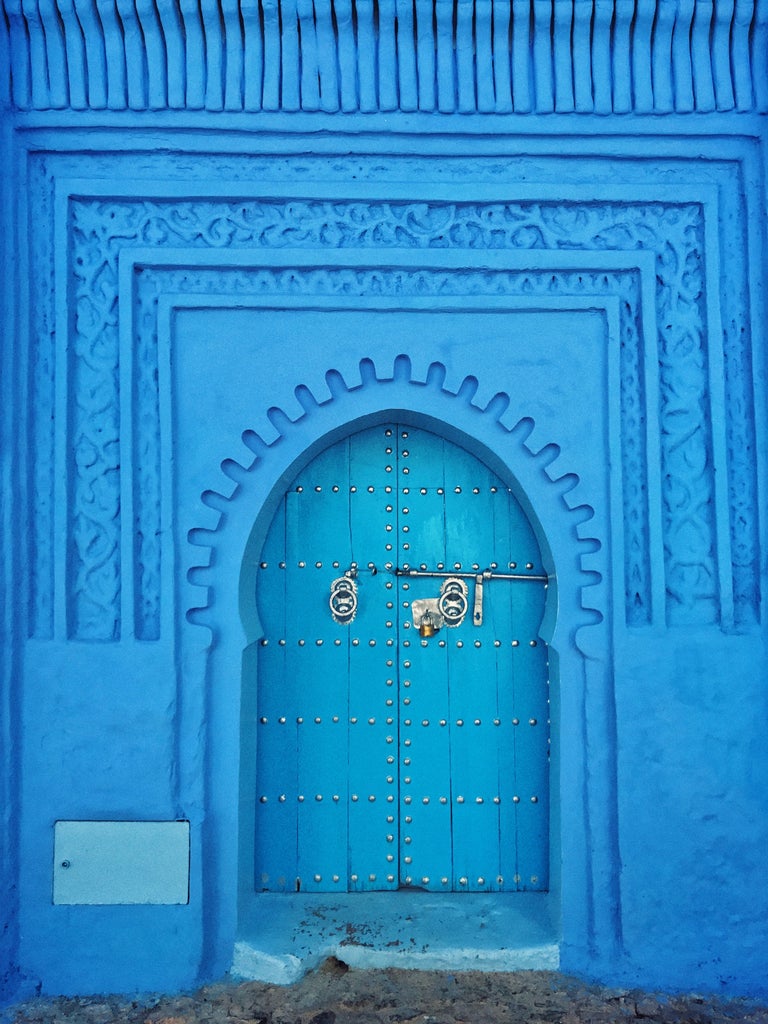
[289,451,351,892]
[254,499,297,892]
[348,427,398,891]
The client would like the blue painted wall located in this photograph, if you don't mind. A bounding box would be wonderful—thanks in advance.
[1,0,767,1007]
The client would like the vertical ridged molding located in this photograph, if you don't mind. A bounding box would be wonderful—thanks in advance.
[691,0,717,111]
[2,0,765,112]
[611,0,634,113]
[591,0,613,113]
[712,0,736,109]
[96,0,127,108]
[651,0,675,113]
[396,0,418,111]
[415,0,435,110]
[754,0,768,111]
[38,0,68,107]
[533,0,555,112]
[56,0,88,109]
[116,0,148,109]
[553,0,574,113]
[572,0,593,112]
[73,0,107,108]
[511,0,532,111]
[672,0,696,112]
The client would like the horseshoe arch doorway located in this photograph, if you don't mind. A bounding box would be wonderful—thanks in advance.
[246,419,553,899]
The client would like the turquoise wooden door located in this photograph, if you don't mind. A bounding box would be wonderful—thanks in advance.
[254,423,549,894]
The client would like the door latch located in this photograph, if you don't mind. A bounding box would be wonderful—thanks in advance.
[471,571,492,627]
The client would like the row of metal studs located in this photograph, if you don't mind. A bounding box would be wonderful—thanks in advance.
[259,716,542,725]
[293,486,515,494]
[258,794,541,803]
[260,638,540,646]
[268,874,537,886]
[259,560,540,570]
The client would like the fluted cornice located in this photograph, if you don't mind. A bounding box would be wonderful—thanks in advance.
[1,0,766,114]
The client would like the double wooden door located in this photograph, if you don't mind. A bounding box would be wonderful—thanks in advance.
[254,423,549,893]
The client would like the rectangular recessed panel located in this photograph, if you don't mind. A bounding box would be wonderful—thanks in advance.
[53,820,190,905]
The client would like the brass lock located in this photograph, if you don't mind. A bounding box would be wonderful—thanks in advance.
[419,609,437,638]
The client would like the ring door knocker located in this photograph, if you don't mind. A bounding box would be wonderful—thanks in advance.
[329,574,358,625]
[437,576,469,627]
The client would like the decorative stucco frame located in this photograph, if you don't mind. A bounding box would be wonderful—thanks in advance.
[3,123,767,996]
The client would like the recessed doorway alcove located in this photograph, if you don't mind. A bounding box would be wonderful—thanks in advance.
[170,297,616,981]
[234,415,564,979]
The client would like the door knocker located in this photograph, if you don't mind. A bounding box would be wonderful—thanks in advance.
[438,577,469,627]
[329,575,358,625]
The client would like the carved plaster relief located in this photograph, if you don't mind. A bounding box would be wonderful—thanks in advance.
[23,151,760,643]
[70,197,714,640]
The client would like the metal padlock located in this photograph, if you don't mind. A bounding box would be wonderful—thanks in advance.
[419,609,437,638]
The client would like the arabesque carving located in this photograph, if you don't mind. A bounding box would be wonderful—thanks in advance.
[67,196,727,639]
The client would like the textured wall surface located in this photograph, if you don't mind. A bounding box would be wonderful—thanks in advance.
[2,0,768,113]
[0,0,767,1009]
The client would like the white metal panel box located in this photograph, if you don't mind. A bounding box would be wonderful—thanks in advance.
[53,820,190,905]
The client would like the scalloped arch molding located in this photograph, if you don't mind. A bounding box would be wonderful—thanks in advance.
[189,356,604,653]
[1,20,767,1007]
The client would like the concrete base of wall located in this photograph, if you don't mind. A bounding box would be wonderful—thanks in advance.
[234,892,560,983]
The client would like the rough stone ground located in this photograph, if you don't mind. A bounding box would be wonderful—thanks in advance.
[6,962,768,1024]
